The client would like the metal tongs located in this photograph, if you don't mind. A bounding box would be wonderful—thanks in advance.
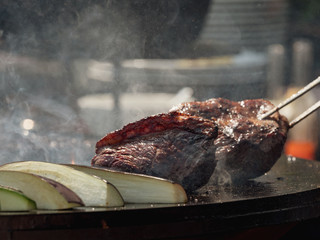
[260,76,320,128]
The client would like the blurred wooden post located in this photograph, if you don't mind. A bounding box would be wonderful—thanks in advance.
[267,44,285,99]
[292,39,314,85]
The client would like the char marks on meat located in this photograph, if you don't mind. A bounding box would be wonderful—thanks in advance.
[172,98,289,184]
[92,98,289,191]
[92,112,218,192]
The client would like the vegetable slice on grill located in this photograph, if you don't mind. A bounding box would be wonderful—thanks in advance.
[0,185,36,211]
[66,164,188,204]
[0,170,83,210]
[0,161,124,207]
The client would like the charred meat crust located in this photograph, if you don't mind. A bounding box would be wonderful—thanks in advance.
[93,112,218,192]
[95,112,218,153]
[92,98,289,191]
[173,98,289,183]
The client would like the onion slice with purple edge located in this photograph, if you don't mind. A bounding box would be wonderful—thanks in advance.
[0,170,83,210]
[0,161,124,207]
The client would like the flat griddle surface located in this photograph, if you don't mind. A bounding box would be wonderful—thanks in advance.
[1,156,320,239]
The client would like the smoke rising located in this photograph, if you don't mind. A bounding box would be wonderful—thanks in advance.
[0,0,211,164]
[0,1,141,164]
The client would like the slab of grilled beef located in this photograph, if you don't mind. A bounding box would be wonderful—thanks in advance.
[172,98,289,184]
[92,112,218,192]
[92,98,289,191]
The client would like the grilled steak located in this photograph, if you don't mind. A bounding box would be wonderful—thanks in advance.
[92,112,218,192]
[172,98,289,184]
[92,98,289,191]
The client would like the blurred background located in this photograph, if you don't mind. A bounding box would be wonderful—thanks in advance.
[0,0,319,165]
